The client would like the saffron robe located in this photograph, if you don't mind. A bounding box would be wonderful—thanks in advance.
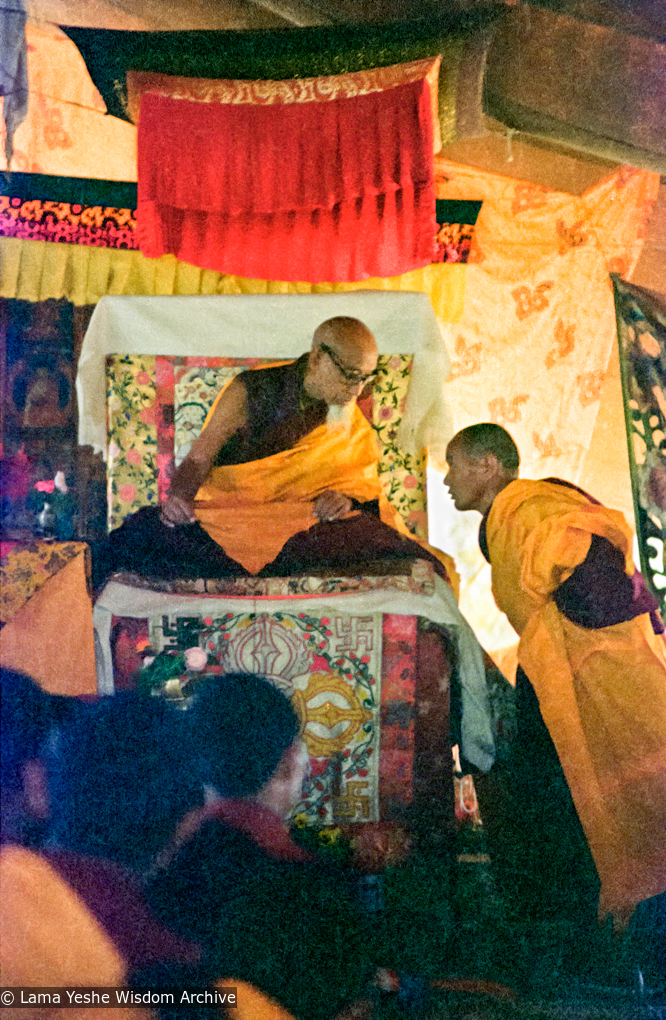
[0,845,149,1020]
[195,374,456,585]
[484,479,666,921]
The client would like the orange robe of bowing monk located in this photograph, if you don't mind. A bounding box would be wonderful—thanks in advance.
[195,391,457,587]
[485,479,666,921]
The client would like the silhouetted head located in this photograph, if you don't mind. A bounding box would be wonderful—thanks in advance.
[189,674,307,820]
[1,667,81,845]
[47,692,204,871]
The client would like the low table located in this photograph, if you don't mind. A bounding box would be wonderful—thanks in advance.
[0,539,97,696]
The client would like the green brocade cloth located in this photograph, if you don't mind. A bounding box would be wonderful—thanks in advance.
[64,7,504,140]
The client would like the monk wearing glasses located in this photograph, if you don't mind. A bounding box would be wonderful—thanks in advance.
[110,316,455,585]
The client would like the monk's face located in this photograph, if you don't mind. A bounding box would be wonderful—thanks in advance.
[306,322,378,406]
[444,440,492,513]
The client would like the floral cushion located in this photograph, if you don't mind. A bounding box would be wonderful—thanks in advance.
[106,354,427,535]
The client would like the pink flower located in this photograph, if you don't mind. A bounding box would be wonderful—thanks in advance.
[118,483,137,503]
[380,406,394,421]
[403,475,418,489]
[139,405,156,426]
[136,371,151,386]
[35,479,55,493]
[184,646,208,671]
[126,448,142,465]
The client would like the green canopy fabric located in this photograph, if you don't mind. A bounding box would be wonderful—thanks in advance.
[64,7,504,124]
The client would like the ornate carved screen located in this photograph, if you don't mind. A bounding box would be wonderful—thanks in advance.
[614,276,666,614]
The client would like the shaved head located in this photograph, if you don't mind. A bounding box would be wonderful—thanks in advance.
[306,317,378,406]
[312,317,377,362]
[444,423,519,514]
[450,423,520,472]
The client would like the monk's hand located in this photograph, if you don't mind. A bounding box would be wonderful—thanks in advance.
[160,494,197,528]
[313,490,353,522]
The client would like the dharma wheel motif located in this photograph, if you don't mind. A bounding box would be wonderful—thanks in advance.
[220,613,310,691]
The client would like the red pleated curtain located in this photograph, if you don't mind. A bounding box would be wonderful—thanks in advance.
[136,67,438,283]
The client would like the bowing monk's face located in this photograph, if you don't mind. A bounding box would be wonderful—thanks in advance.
[444,440,495,514]
[306,319,378,406]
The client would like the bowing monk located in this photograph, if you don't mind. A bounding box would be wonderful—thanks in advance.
[443,422,666,930]
[111,316,455,584]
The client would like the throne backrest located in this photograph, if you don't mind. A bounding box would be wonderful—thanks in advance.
[106,354,428,538]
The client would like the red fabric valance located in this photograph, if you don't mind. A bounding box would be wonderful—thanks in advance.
[136,68,437,283]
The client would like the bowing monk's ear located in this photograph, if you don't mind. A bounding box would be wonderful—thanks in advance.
[483,451,517,487]
[477,452,498,474]
[477,452,508,484]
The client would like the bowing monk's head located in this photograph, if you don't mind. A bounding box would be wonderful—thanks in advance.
[306,317,378,407]
[445,423,519,514]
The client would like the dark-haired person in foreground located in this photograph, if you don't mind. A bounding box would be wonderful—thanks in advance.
[444,424,666,933]
[46,692,205,875]
[0,667,81,848]
[145,674,378,1020]
[2,690,202,1005]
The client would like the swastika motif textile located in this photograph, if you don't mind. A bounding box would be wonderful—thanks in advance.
[148,609,419,825]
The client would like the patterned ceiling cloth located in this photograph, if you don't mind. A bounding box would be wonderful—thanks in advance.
[136,60,440,283]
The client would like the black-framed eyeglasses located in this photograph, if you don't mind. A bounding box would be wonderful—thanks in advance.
[319,342,377,386]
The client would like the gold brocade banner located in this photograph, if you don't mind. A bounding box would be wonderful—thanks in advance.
[0,542,97,696]
[126,57,442,153]
[0,235,466,318]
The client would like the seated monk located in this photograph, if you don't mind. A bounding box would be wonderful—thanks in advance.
[109,316,456,585]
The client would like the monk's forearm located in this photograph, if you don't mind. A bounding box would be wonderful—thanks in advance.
[169,456,210,502]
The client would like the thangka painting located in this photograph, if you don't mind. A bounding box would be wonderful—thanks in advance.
[614,276,666,615]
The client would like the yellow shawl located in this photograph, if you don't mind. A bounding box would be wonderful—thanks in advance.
[0,845,149,1020]
[195,398,456,587]
[486,479,666,921]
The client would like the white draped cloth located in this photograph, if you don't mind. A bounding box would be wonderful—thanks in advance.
[77,290,453,459]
